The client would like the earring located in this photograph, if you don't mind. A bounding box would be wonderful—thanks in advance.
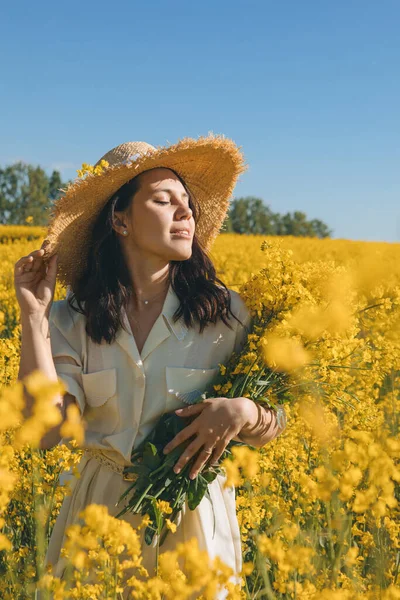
[123,230,128,236]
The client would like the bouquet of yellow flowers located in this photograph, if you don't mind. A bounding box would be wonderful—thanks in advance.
[115,242,292,547]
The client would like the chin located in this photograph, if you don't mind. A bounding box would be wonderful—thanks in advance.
[165,247,193,261]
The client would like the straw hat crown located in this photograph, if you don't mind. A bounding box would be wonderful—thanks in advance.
[94,141,157,168]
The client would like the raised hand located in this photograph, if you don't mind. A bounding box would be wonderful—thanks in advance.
[14,241,58,321]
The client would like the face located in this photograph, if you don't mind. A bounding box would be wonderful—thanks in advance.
[114,168,195,262]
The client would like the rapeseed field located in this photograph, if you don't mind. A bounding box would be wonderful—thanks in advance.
[0,226,399,599]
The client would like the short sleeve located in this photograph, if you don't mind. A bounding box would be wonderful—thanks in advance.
[49,301,86,416]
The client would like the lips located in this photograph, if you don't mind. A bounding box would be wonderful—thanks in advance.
[170,229,191,236]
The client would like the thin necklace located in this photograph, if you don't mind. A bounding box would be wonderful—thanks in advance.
[130,286,167,307]
[127,287,166,335]
[142,289,165,305]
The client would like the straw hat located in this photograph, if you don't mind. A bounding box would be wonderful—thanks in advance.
[42,133,247,290]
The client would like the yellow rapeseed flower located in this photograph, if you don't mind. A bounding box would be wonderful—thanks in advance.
[262,333,312,372]
[60,403,85,446]
[156,499,173,515]
[165,518,177,533]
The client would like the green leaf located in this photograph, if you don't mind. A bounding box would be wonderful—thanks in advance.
[145,525,156,546]
[123,463,151,478]
[187,474,209,510]
[142,443,161,470]
[144,442,158,456]
[201,468,219,483]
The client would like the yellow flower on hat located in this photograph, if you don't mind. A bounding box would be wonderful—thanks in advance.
[93,159,109,175]
[77,159,109,179]
[76,162,92,178]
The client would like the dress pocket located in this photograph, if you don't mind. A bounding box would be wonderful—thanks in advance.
[81,368,117,407]
[81,368,119,433]
[165,366,220,411]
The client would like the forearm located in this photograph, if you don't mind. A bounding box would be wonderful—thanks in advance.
[18,313,64,429]
[237,398,286,447]
[19,314,58,381]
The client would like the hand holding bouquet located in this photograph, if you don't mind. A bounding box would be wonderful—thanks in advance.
[115,397,262,546]
[115,366,287,547]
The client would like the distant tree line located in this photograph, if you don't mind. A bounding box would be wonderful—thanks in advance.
[0,163,332,237]
[0,162,63,226]
[224,197,332,238]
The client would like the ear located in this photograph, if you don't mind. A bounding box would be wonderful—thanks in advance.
[112,209,129,234]
[113,210,125,226]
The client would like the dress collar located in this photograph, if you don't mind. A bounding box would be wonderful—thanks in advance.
[159,283,188,341]
[67,283,188,362]
[117,283,188,364]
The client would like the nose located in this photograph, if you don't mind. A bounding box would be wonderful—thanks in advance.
[176,203,193,220]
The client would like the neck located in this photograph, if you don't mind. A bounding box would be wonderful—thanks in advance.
[120,246,170,310]
[128,277,170,312]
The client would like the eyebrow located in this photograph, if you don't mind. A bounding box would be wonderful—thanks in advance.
[155,188,189,199]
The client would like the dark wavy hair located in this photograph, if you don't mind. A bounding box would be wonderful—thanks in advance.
[67,167,243,345]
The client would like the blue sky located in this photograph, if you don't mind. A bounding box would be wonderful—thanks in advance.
[1,1,399,242]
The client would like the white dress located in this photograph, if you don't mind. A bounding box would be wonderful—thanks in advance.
[44,284,252,598]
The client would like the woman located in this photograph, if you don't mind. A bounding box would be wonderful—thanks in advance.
[15,135,285,598]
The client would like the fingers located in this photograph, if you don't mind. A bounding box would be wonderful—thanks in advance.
[188,446,218,479]
[15,248,45,265]
[208,442,226,467]
[14,249,57,277]
[163,420,197,455]
[175,403,207,416]
[15,249,45,275]
[171,439,221,479]
[43,253,58,281]
[164,426,227,479]
[172,438,204,475]
[14,256,33,275]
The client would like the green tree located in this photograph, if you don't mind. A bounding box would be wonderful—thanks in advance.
[226,198,332,238]
[275,211,332,238]
[0,163,26,224]
[226,196,277,235]
[0,162,66,226]
[308,218,332,238]
[278,211,313,236]
[49,170,64,203]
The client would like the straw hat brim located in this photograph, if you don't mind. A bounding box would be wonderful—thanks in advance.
[42,133,247,290]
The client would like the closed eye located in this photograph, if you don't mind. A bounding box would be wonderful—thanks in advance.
[154,200,170,205]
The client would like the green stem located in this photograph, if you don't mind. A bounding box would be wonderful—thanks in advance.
[45,464,62,541]
[132,482,153,512]
[32,450,46,588]
[357,302,386,313]
[155,532,160,577]
[307,362,372,371]
[238,355,262,397]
